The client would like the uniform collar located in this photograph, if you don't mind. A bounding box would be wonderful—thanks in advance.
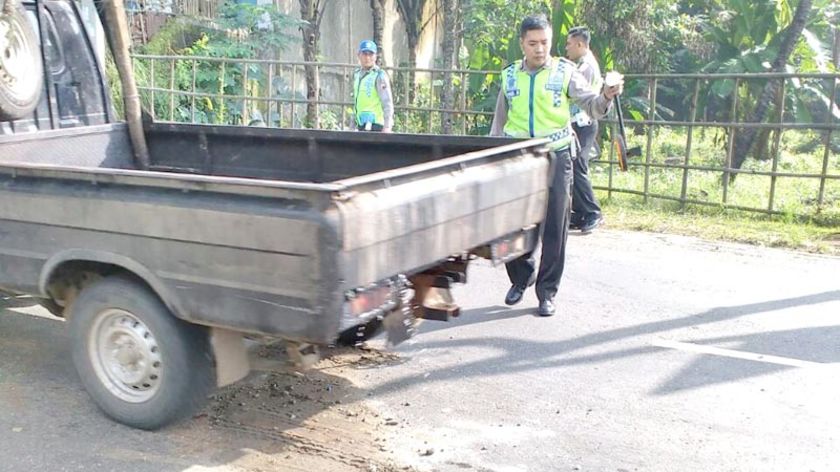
[519,57,554,73]
[576,50,593,65]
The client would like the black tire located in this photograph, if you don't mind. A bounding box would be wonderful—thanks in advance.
[68,275,215,430]
[0,1,44,120]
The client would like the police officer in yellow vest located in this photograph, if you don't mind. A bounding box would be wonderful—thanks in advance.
[490,15,622,316]
[353,40,394,132]
[566,26,604,233]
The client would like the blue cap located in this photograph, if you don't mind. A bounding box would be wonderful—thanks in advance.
[359,40,378,54]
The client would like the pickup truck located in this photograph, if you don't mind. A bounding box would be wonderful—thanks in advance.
[0,0,551,429]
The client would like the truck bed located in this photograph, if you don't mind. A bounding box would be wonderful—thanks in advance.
[0,124,550,343]
[144,122,528,182]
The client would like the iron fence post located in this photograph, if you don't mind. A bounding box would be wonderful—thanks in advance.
[768,80,786,212]
[680,79,701,208]
[723,78,740,205]
[643,78,658,203]
[818,78,838,207]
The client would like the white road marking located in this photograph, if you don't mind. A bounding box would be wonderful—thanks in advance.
[651,339,829,369]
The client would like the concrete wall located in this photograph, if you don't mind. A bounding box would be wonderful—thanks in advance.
[273,0,442,68]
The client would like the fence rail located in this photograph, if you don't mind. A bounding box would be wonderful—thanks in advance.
[130,54,840,220]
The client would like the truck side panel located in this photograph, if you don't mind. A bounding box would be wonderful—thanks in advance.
[0,125,134,168]
[0,174,342,342]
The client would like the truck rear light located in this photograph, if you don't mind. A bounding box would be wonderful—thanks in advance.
[340,281,400,331]
[491,231,528,264]
[347,284,394,317]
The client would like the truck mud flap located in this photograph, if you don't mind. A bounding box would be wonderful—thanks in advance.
[382,304,414,345]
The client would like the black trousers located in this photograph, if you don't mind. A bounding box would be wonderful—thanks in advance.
[505,149,573,303]
[357,124,384,132]
[571,122,602,223]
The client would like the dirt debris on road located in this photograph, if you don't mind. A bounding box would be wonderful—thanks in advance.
[169,342,418,472]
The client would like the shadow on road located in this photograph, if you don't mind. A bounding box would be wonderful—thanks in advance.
[373,290,840,396]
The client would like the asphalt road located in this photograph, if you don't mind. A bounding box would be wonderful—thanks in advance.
[2,229,839,471]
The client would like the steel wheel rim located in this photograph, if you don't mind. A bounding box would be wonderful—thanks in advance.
[0,13,40,102]
[88,309,163,403]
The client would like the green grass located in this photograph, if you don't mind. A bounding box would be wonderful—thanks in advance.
[598,194,840,256]
[590,127,840,223]
[584,126,840,255]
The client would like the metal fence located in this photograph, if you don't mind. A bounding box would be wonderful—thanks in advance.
[595,72,839,219]
[131,55,500,134]
[131,54,840,219]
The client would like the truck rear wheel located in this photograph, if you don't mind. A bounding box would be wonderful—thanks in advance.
[69,275,215,430]
[0,1,43,120]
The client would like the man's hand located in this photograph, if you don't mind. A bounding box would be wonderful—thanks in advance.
[603,82,623,100]
[603,71,624,100]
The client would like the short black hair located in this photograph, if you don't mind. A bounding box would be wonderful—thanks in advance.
[520,14,551,38]
[568,26,591,45]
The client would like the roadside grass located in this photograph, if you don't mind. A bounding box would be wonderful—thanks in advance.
[596,187,840,256]
[588,127,840,255]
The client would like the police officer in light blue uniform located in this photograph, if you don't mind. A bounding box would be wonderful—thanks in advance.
[565,26,604,233]
[352,40,394,132]
[490,15,622,316]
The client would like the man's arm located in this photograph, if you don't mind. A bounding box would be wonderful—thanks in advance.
[568,68,612,119]
[376,72,395,132]
[577,61,596,85]
[489,88,507,136]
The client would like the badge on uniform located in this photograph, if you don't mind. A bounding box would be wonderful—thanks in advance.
[545,67,566,92]
[505,69,520,98]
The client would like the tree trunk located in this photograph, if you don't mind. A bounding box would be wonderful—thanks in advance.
[406,29,419,103]
[396,0,428,104]
[440,0,459,134]
[731,0,812,174]
[369,0,386,66]
[299,0,329,129]
[833,25,839,69]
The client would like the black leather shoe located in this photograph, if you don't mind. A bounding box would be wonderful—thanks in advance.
[505,275,536,306]
[538,299,556,317]
[580,214,604,234]
[505,284,527,306]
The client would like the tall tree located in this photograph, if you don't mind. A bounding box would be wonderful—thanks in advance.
[299,0,331,128]
[731,0,813,173]
[396,0,430,102]
[440,0,461,133]
[833,19,840,68]
[369,0,387,66]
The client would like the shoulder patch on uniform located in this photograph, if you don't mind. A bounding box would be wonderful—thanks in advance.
[502,60,521,72]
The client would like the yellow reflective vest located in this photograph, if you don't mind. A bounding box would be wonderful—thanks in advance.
[502,57,574,150]
[353,67,385,127]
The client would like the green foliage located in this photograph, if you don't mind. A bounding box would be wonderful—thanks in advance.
[462,0,552,71]
[132,2,300,125]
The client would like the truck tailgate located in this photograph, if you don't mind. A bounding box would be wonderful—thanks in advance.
[332,140,551,288]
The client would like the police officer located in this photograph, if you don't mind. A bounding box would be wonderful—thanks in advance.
[490,15,622,316]
[352,40,394,132]
[565,26,604,233]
